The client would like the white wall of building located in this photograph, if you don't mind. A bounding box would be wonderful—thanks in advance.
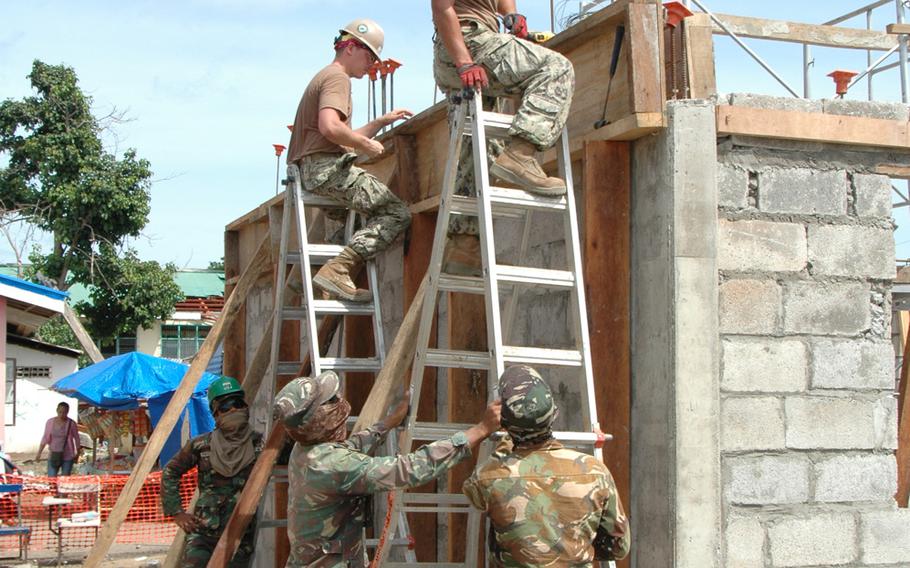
[4,343,79,454]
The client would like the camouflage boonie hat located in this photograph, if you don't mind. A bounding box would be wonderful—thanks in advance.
[498,365,557,438]
[273,371,341,429]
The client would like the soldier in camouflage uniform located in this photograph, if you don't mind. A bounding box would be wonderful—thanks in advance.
[287,18,412,302]
[161,377,262,568]
[273,371,501,567]
[463,365,631,567]
[432,0,575,274]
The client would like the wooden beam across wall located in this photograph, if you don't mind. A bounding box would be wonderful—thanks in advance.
[716,105,910,149]
[711,13,899,50]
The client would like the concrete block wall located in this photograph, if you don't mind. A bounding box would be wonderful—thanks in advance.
[716,95,904,567]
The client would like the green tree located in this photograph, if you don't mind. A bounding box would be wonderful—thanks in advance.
[1,60,183,345]
[207,258,225,271]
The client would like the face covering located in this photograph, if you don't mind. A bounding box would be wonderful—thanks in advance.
[286,398,351,445]
[209,408,256,477]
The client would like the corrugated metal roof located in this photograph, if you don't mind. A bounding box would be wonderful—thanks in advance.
[0,273,69,301]
[0,265,224,303]
[173,270,224,298]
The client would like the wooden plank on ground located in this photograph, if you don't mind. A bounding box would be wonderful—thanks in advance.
[62,304,103,364]
[583,140,632,566]
[711,13,899,50]
[84,235,271,568]
[717,105,910,149]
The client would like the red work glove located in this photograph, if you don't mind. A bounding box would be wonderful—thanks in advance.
[503,13,528,39]
[458,63,489,90]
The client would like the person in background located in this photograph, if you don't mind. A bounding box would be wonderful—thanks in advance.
[36,401,80,477]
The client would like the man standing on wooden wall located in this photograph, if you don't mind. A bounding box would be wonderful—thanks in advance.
[287,18,412,302]
[431,0,575,275]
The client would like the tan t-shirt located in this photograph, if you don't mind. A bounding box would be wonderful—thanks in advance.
[287,64,352,164]
[454,0,500,32]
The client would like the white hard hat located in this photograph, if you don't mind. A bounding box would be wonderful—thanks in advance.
[339,18,384,60]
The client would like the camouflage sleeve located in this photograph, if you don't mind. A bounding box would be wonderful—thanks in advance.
[461,469,487,512]
[160,439,198,517]
[599,474,631,560]
[345,423,391,456]
[332,432,471,494]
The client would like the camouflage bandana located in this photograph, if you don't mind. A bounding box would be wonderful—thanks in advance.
[499,365,558,444]
[286,398,351,445]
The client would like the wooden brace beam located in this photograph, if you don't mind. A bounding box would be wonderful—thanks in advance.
[711,13,899,51]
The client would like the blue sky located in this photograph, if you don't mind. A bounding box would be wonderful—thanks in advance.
[2,0,908,267]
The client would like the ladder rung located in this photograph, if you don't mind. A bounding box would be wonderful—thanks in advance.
[464,111,514,138]
[258,519,288,529]
[413,423,612,446]
[422,346,583,369]
[283,302,376,318]
[287,245,345,264]
[277,357,382,375]
[299,193,346,208]
[496,265,575,288]
[364,538,412,547]
[384,564,468,568]
[400,493,472,506]
[450,187,567,216]
[437,274,485,294]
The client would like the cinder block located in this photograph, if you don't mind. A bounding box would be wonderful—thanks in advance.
[719,278,781,335]
[808,225,895,279]
[853,174,894,218]
[823,98,910,121]
[874,395,899,450]
[860,509,910,564]
[725,517,765,568]
[721,396,785,452]
[782,281,870,336]
[811,340,895,390]
[729,93,823,114]
[785,396,877,450]
[719,219,807,273]
[718,163,750,209]
[759,168,847,216]
[726,455,810,505]
[768,513,857,567]
[814,454,897,503]
[722,338,807,393]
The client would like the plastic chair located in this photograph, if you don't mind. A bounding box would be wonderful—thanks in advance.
[0,483,31,560]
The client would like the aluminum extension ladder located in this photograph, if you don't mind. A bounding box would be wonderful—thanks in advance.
[376,92,605,567]
[256,165,417,563]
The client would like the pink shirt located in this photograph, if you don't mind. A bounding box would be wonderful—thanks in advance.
[42,417,79,461]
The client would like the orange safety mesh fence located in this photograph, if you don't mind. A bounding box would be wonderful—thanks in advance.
[0,470,196,554]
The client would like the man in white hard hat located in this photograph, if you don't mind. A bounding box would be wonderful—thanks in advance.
[430,1,575,276]
[287,19,413,302]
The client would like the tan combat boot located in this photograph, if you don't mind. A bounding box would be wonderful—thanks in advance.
[312,246,372,302]
[442,234,482,277]
[490,138,566,196]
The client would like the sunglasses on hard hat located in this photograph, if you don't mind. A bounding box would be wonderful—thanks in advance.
[215,396,248,415]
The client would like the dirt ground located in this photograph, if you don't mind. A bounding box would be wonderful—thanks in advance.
[0,543,168,567]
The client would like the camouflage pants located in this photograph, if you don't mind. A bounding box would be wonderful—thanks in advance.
[300,153,411,260]
[181,527,254,568]
[433,22,574,235]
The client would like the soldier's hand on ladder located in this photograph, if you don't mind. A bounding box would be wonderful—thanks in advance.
[503,13,528,39]
[381,391,411,430]
[464,400,503,449]
[380,108,414,126]
[457,63,489,90]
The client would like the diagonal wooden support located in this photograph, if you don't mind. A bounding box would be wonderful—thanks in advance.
[206,275,427,568]
[62,303,104,364]
[83,236,271,568]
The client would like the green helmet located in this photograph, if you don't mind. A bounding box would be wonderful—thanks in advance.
[207,376,244,410]
[499,365,558,441]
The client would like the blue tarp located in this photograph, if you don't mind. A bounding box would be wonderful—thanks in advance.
[51,352,218,465]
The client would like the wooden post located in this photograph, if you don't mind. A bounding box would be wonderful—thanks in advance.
[62,303,104,364]
[83,236,270,568]
[896,314,910,507]
[583,140,632,566]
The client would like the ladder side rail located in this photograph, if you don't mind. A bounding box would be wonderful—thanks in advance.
[371,100,470,568]
[267,180,294,425]
[368,261,387,364]
[292,170,324,376]
[470,94,507,389]
[556,129,601,460]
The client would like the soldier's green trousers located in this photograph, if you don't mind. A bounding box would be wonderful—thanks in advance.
[433,20,575,236]
[301,152,411,260]
[181,527,254,568]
